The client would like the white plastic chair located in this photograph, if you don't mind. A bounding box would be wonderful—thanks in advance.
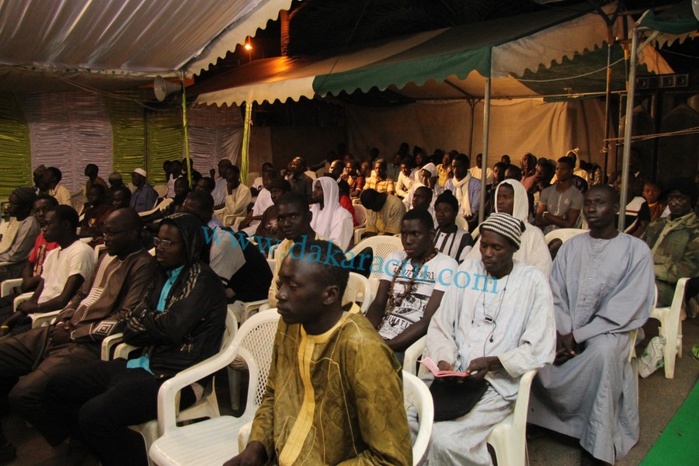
[235,299,269,324]
[190,370,433,466]
[111,308,238,465]
[149,310,279,465]
[403,337,536,466]
[94,243,105,262]
[650,277,688,379]
[486,370,537,466]
[404,335,427,375]
[343,272,372,314]
[153,185,168,198]
[0,278,22,298]
[138,198,173,218]
[347,235,403,281]
[352,205,368,244]
[404,370,434,465]
[543,228,586,245]
[244,172,260,188]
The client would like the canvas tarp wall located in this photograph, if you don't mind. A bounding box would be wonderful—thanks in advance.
[345,98,609,167]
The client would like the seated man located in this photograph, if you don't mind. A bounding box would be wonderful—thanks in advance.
[641,178,698,307]
[444,153,482,230]
[529,185,655,465]
[0,208,156,462]
[535,156,584,234]
[422,212,555,465]
[254,178,291,243]
[212,159,233,209]
[41,167,72,206]
[366,209,457,356]
[180,192,271,304]
[0,194,59,301]
[41,213,227,466]
[109,184,131,209]
[359,188,406,238]
[79,184,113,238]
[0,187,41,282]
[363,158,396,195]
[222,165,252,220]
[0,205,95,334]
[268,192,320,307]
[433,190,473,263]
[286,156,314,203]
[396,156,416,198]
[225,240,412,466]
[240,168,276,235]
[130,168,159,213]
[310,177,353,250]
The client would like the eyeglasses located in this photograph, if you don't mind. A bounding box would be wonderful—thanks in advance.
[153,237,183,249]
[102,229,129,238]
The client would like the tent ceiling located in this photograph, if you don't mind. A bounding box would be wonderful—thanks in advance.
[195,2,672,106]
[0,0,295,92]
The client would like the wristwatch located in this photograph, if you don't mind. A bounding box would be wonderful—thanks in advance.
[542,211,549,220]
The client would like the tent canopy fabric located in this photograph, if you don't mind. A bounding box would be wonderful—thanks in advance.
[0,0,294,92]
[196,2,672,107]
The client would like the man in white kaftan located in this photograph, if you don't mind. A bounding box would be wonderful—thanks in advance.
[420,213,556,465]
[528,184,655,464]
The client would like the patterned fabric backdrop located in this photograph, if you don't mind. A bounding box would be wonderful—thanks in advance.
[0,91,243,200]
[19,91,113,195]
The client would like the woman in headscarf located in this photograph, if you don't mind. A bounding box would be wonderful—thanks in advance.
[310,177,353,250]
[467,179,552,276]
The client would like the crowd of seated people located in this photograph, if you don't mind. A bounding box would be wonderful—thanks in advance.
[0,146,695,466]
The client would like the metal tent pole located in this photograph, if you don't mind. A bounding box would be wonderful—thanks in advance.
[618,28,639,231]
[479,78,491,224]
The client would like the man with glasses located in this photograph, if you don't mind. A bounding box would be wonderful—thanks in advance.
[0,208,156,462]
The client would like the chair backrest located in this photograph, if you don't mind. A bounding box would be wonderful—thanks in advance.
[544,228,585,245]
[511,370,537,433]
[353,204,367,227]
[342,272,372,313]
[94,244,106,262]
[245,172,260,188]
[153,184,168,198]
[348,236,403,280]
[237,310,280,414]
[403,371,434,466]
[266,258,276,272]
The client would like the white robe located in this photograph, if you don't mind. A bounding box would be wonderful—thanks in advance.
[241,189,273,236]
[309,177,353,250]
[422,259,556,465]
[528,232,655,464]
[223,183,252,219]
[467,179,552,276]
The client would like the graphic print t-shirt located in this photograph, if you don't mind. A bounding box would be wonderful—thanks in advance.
[378,250,457,340]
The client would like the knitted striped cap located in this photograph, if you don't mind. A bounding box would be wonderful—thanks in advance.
[479,213,525,249]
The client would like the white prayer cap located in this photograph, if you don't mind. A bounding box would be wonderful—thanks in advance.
[133,168,147,177]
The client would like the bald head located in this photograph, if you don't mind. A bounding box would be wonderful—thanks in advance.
[111,207,143,232]
[587,183,618,203]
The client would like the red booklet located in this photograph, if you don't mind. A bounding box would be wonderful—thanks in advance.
[419,357,470,378]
